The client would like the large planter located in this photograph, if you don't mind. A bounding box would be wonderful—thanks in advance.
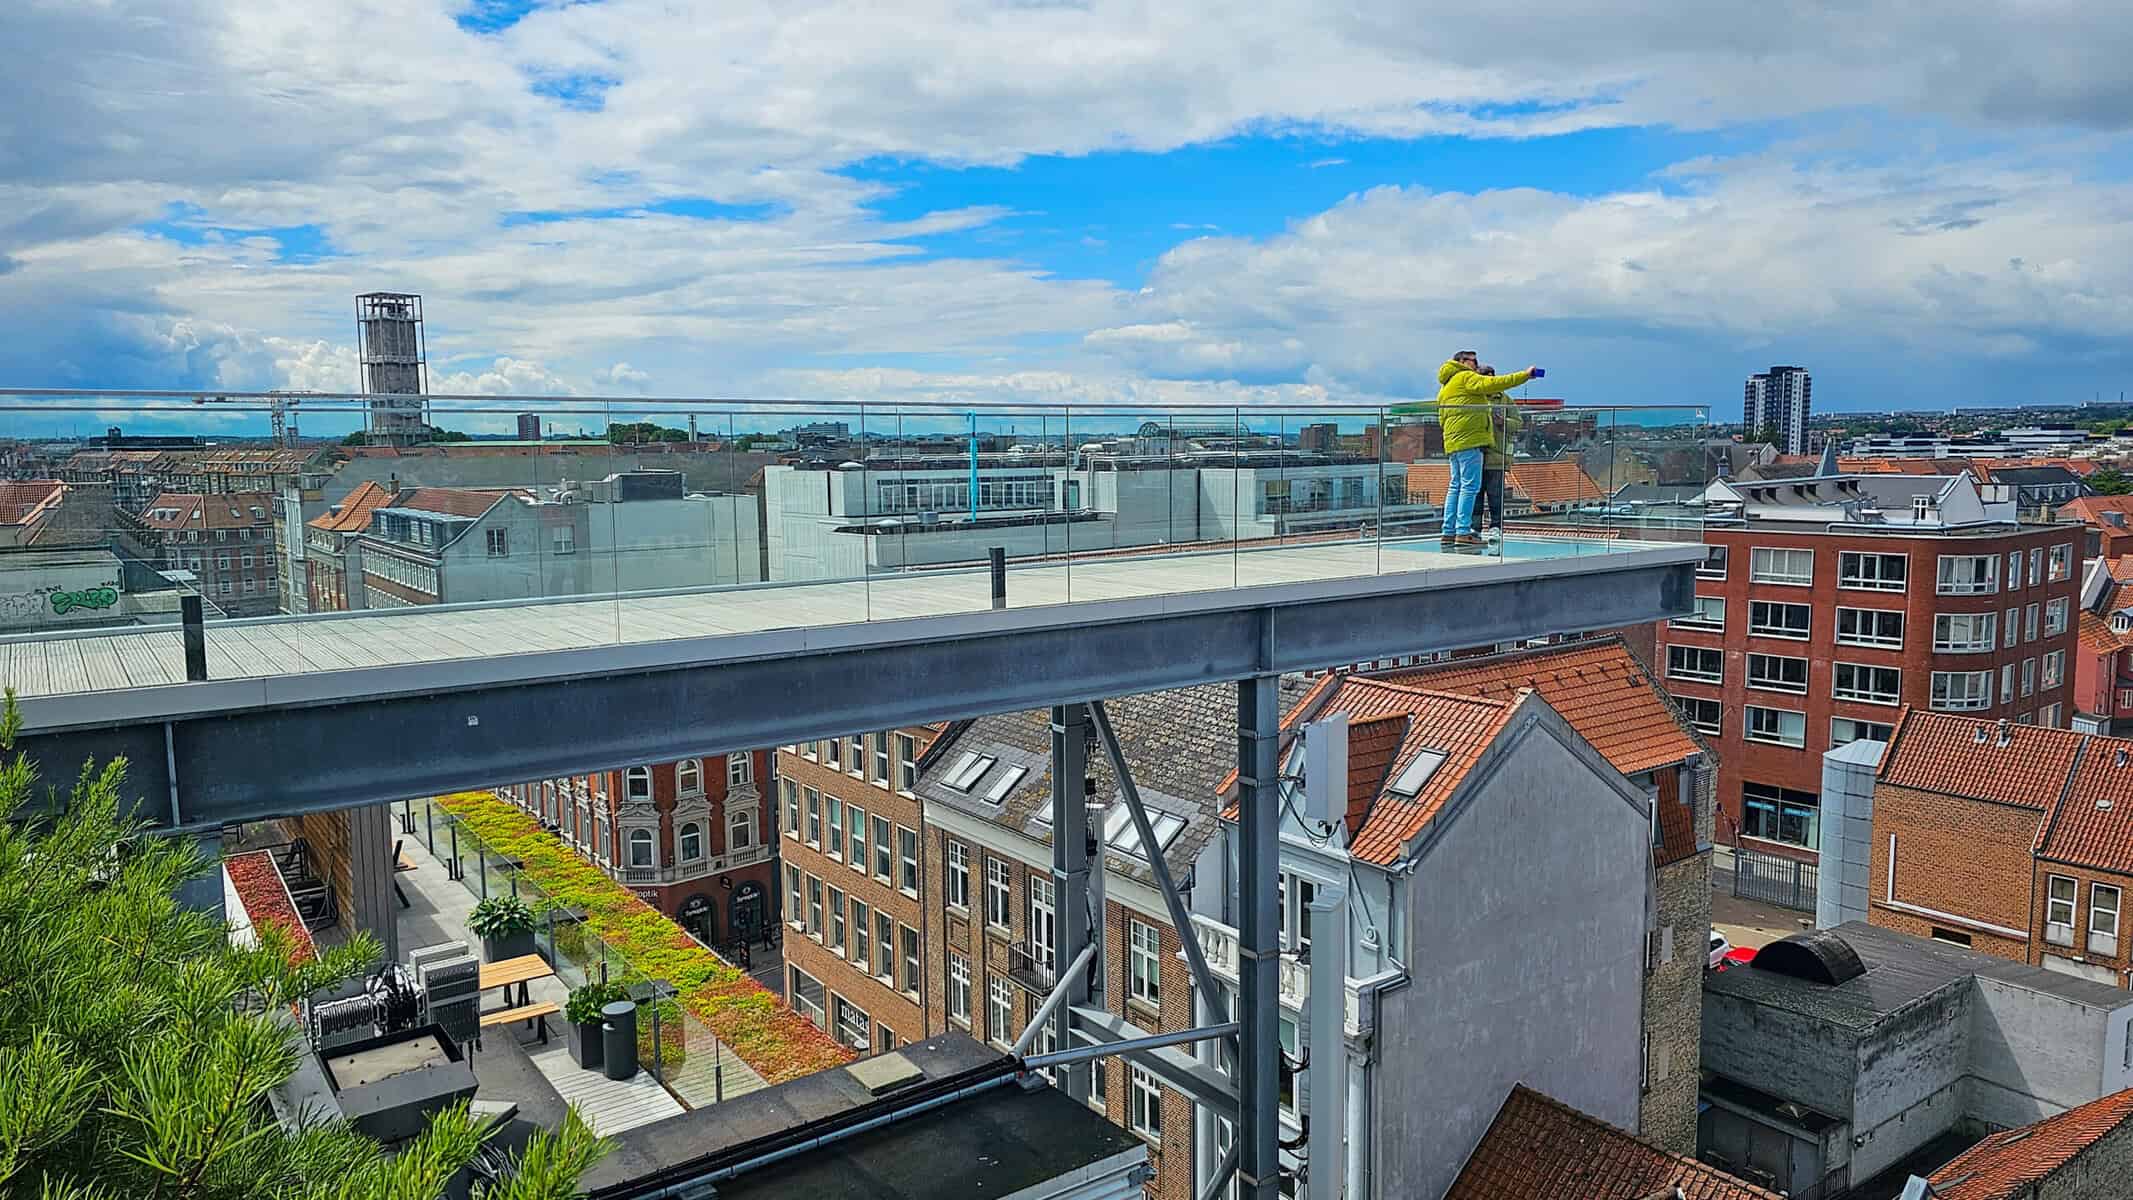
[482,930,537,963]
[568,1019,605,1070]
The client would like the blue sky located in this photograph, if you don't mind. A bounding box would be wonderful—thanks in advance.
[3,0,2131,435]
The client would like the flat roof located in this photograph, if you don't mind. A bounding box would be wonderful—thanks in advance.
[581,1034,1140,1199]
[1704,922,2131,1032]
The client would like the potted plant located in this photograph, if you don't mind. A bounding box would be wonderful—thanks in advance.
[469,894,539,962]
[565,980,621,1070]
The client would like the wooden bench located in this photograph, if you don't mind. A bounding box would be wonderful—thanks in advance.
[479,1000,560,1046]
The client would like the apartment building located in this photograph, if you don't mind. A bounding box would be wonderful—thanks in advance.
[497,750,776,946]
[1868,709,2133,988]
[130,490,281,616]
[2059,495,2133,560]
[298,480,394,613]
[1658,470,2080,860]
[1743,365,1812,455]
[911,686,1257,1200]
[2071,557,2133,734]
[774,730,936,1054]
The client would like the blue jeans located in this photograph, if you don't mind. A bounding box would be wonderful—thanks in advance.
[1442,449,1482,538]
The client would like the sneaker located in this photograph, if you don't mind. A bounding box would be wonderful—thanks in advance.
[1455,535,1486,548]
[1439,536,1458,549]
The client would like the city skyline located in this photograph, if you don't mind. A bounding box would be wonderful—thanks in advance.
[4,2,2131,420]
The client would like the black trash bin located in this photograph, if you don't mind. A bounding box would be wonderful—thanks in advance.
[601,1000,638,1081]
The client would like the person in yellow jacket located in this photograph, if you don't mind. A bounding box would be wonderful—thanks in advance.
[1433,350,1540,547]
[1468,365,1521,539]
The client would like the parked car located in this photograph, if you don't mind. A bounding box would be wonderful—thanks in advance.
[1708,930,1733,970]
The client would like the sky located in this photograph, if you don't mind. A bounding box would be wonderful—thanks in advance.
[4,0,2133,436]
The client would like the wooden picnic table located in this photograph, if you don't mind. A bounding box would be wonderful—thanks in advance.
[478,954,554,1008]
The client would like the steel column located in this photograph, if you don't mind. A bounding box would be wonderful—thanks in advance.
[1050,703,1093,1102]
[1236,675,1282,1200]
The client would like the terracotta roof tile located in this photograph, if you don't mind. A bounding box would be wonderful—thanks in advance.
[1342,712,1409,839]
[1927,1089,2133,1200]
[2077,610,2131,655]
[2041,743,2133,875]
[307,480,396,533]
[1877,709,2087,810]
[136,491,277,531]
[1316,679,1520,865]
[2105,557,2133,584]
[2059,494,2133,526]
[1446,1086,1783,1200]
[0,480,65,526]
[1404,458,1609,509]
[390,487,527,519]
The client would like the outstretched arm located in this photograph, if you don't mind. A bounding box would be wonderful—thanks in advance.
[1466,368,1535,395]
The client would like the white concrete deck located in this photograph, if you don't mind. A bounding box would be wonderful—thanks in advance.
[0,535,1653,702]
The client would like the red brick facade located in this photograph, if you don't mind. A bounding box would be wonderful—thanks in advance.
[1659,524,2079,860]
[1868,780,2039,961]
[776,733,933,1052]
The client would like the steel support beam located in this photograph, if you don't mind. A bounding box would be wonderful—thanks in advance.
[8,557,1695,832]
[1012,942,1096,1058]
[1068,1005,1237,1119]
[1023,1021,1239,1070]
[1236,674,1282,1200]
[1050,703,1093,1103]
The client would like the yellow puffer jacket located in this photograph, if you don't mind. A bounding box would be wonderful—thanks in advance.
[1435,360,1534,455]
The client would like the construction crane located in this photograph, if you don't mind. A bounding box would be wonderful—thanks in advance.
[192,391,313,448]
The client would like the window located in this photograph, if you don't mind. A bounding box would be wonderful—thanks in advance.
[847,736,866,774]
[1747,653,1808,694]
[986,858,1012,928]
[833,996,870,1051]
[1029,876,1057,975]
[1937,554,1998,595]
[947,840,971,910]
[1934,612,1998,652]
[828,887,846,954]
[875,912,895,982]
[1832,717,1895,746]
[1838,551,1907,592]
[728,755,753,786]
[871,732,891,786]
[728,810,752,850]
[2043,650,2065,688]
[896,733,918,793]
[1834,663,1901,705]
[988,976,1014,1047]
[1931,670,1993,711]
[1751,547,1814,586]
[551,525,575,555]
[942,751,997,793]
[2042,702,2063,728]
[2047,875,2077,946]
[2091,885,2121,958]
[1129,919,1162,1006]
[783,779,800,840]
[1742,783,1820,849]
[1673,595,1726,630]
[1129,1068,1162,1142]
[1749,601,1811,640]
[626,828,653,868]
[2007,551,2022,590]
[1744,706,1806,747]
[827,802,844,860]
[807,875,823,936]
[679,822,702,861]
[1837,607,1904,648]
[1932,926,1973,947]
[790,967,825,1029]
[947,952,971,1025]
[1667,645,1723,684]
[825,738,842,771]
[1674,695,1722,737]
[846,804,866,871]
[485,528,508,557]
[2049,542,2072,581]
[806,788,822,846]
[786,865,803,925]
[677,758,700,795]
[625,766,651,801]
[897,827,920,896]
[872,817,893,880]
[901,926,920,996]
[240,550,255,569]
[852,899,870,967]
[2046,598,2069,637]
[2022,658,2036,697]
[2005,607,2021,648]
[1091,1053,1109,1114]
[1697,544,1729,578]
[2031,546,2045,585]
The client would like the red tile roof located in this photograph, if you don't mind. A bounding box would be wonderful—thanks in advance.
[1446,1086,1783,1200]
[2077,609,2131,656]
[137,491,277,531]
[1308,678,1520,865]
[1927,1089,2133,1200]
[0,480,65,526]
[308,480,395,533]
[1403,458,1609,509]
[2041,744,2133,875]
[389,487,527,519]
[1877,709,2087,811]
[2107,557,2133,584]
[2059,494,2133,527]
[1341,712,1410,838]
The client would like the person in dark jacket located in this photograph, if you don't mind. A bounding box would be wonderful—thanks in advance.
[1467,366,1520,538]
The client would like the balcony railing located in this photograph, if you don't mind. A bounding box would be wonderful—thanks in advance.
[611,842,775,887]
[1007,942,1057,993]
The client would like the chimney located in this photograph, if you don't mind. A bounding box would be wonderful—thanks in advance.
[388,473,401,496]
[1996,718,2012,747]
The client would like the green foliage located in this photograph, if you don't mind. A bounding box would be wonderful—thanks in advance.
[2090,466,2133,496]
[0,693,609,1198]
[339,432,368,447]
[564,981,622,1027]
[467,895,537,938]
[605,422,687,445]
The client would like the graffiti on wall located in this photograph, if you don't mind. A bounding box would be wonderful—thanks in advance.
[49,586,118,615]
[0,576,123,627]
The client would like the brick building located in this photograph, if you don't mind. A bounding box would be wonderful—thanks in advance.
[497,750,777,946]
[914,687,1254,1200]
[130,491,281,616]
[298,480,394,612]
[1659,470,2080,860]
[773,730,936,1053]
[2070,557,2133,735]
[1868,709,2133,988]
[2059,494,2133,560]
[1917,1087,2133,1200]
